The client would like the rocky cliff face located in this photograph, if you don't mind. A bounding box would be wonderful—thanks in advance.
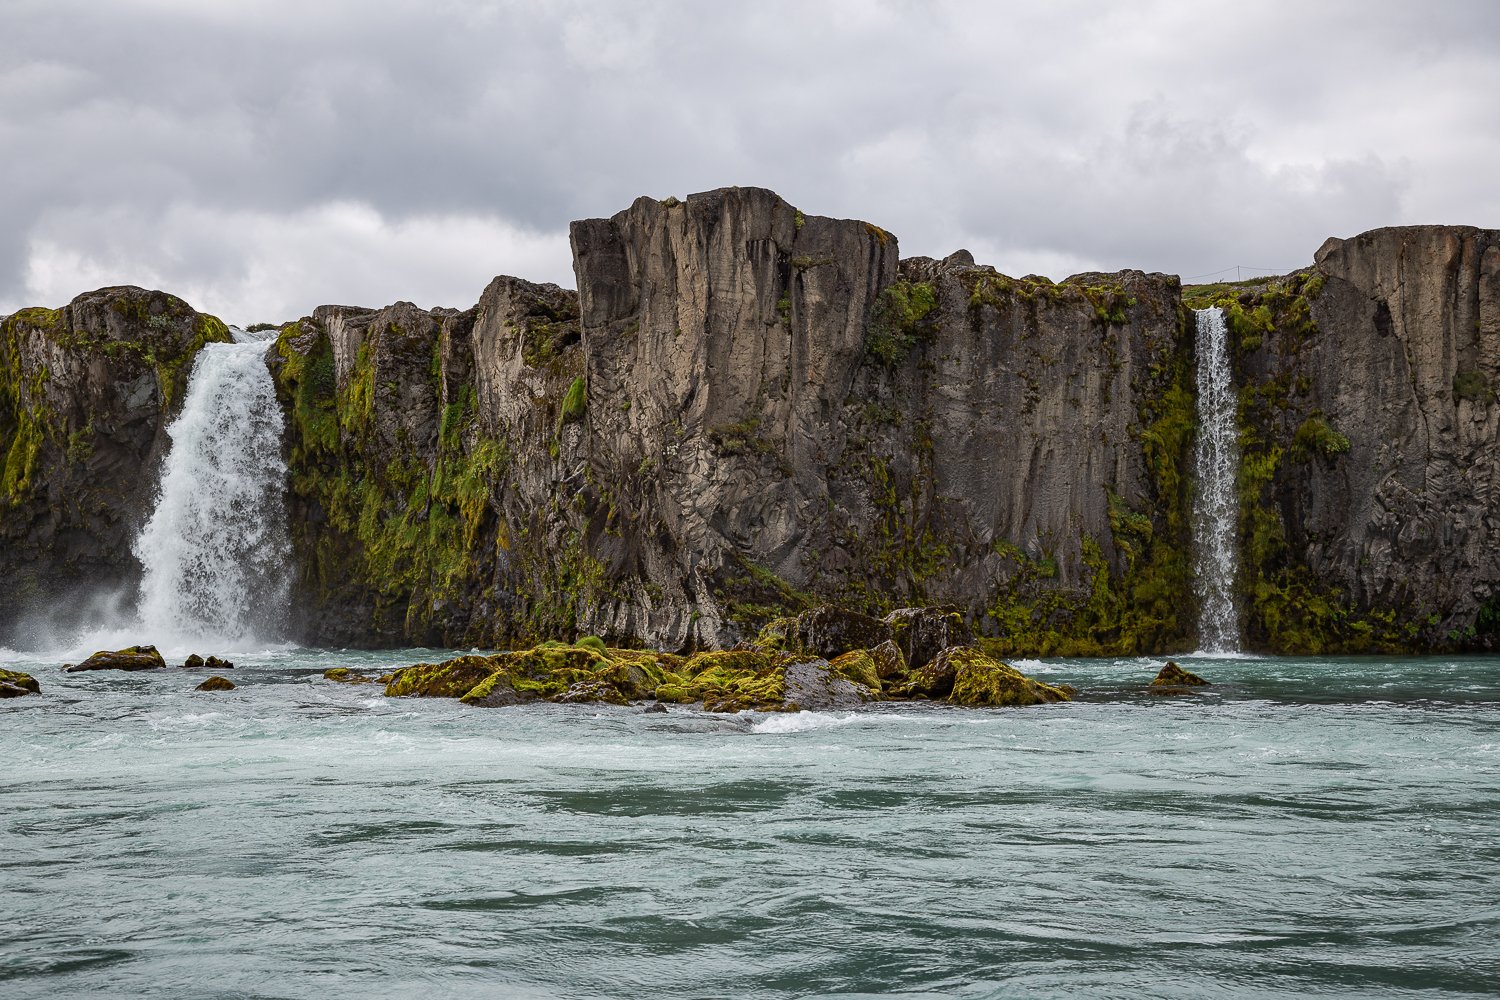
[1190,225,1500,651]
[272,187,1195,653]
[0,287,230,642]
[8,195,1490,655]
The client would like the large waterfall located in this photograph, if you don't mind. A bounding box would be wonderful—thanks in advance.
[1192,306,1241,653]
[132,330,290,646]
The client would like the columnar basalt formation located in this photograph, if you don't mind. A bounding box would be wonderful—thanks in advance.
[0,287,230,639]
[270,187,1194,652]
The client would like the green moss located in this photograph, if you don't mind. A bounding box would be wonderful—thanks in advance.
[559,376,587,427]
[865,281,938,365]
[1291,414,1350,459]
[828,649,881,691]
[946,647,1070,707]
[1453,367,1496,404]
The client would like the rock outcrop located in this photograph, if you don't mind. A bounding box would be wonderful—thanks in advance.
[0,668,41,697]
[382,627,1066,712]
[63,644,167,672]
[0,287,231,643]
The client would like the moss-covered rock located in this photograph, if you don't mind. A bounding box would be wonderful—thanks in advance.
[792,606,891,659]
[944,647,1072,707]
[0,668,40,697]
[1151,661,1208,686]
[323,667,373,684]
[867,639,908,682]
[883,607,971,670]
[195,675,235,691]
[828,649,882,691]
[64,645,166,672]
[385,655,497,698]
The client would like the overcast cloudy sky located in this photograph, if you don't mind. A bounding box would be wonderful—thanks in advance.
[2,0,1496,324]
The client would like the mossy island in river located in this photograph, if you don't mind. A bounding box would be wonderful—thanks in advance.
[370,605,1072,712]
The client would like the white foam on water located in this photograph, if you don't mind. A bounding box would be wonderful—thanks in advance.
[750,711,914,734]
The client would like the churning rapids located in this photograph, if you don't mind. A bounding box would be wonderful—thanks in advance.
[2,648,1498,998]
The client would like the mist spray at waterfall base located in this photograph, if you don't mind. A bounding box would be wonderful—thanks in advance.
[1191,306,1242,654]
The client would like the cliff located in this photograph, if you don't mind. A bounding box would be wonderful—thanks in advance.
[0,287,231,640]
[271,187,1194,652]
[3,192,1494,655]
[1188,226,1500,651]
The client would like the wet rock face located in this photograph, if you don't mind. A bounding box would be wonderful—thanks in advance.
[1231,226,1500,649]
[0,288,231,643]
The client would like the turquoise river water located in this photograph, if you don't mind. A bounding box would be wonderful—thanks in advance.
[2,648,1497,999]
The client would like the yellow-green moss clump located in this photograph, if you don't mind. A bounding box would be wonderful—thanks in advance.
[942,647,1072,707]
[0,668,41,697]
[379,635,1072,714]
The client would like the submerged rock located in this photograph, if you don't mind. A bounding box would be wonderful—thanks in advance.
[64,645,166,672]
[0,668,41,697]
[1152,662,1209,686]
[323,666,373,684]
[195,675,235,691]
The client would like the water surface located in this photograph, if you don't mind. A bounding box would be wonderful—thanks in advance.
[3,649,1497,999]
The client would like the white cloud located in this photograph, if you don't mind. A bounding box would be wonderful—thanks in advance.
[0,0,1496,310]
[17,202,572,325]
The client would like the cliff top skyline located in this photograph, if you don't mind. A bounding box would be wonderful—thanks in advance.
[3,0,1497,326]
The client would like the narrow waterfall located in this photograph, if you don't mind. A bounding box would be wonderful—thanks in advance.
[1192,306,1241,653]
[132,330,290,645]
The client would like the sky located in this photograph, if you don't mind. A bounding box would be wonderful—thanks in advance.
[2,0,1497,325]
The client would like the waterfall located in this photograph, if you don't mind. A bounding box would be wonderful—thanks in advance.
[1192,306,1241,653]
[132,330,290,646]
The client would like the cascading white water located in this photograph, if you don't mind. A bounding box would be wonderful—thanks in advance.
[132,331,290,645]
[1192,306,1241,653]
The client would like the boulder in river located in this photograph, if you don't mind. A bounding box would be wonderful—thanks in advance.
[783,658,875,711]
[182,654,205,669]
[323,667,373,684]
[0,668,41,697]
[1152,662,1209,686]
[195,676,235,691]
[64,645,166,672]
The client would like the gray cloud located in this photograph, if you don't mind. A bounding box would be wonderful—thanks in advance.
[2,0,1497,323]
